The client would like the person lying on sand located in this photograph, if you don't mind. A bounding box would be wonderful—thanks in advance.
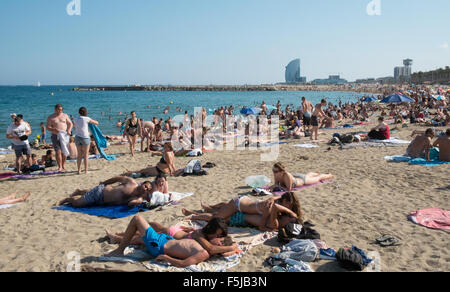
[270,162,334,192]
[105,217,239,258]
[104,216,238,267]
[124,142,184,177]
[433,128,450,161]
[182,192,302,231]
[58,177,152,208]
[407,129,434,160]
[0,192,31,205]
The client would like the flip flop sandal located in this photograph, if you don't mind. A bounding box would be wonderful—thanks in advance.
[376,235,401,247]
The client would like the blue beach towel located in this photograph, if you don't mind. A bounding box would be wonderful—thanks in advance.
[89,124,116,161]
[52,204,148,219]
[385,148,450,167]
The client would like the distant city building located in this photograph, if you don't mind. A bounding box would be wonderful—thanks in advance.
[312,75,347,85]
[355,78,376,84]
[411,66,450,85]
[394,59,413,82]
[376,76,395,84]
[285,59,307,83]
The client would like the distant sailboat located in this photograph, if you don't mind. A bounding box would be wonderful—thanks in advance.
[37,81,41,87]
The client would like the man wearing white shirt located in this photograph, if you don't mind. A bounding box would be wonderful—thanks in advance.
[6,116,32,174]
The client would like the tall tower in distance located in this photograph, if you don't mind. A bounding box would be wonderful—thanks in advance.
[403,59,413,76]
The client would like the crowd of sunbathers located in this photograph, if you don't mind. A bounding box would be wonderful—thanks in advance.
[3,85,449,268]
[54,160,334,267]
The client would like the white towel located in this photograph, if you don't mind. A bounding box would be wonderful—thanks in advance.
[0,203,20,210]
[57,131,70,157]
[293,144,319,148]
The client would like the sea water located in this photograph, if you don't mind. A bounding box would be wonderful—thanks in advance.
[0,86,371,147]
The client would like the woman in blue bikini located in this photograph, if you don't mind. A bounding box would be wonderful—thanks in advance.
[182,192,303,231]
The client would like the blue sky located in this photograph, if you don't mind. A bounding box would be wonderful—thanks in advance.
[0,0,449,85]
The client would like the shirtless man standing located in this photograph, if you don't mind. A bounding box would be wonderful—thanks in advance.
[301,97,313,134]
[104,215,236,268]
[46,104,73,171]
[141,119,155,152]
[58,176,151,208]
[311,99,327,141]
[407,129,434,160]
[433,128,450,161]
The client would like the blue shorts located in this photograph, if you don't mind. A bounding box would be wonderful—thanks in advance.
[142,226,174,257]
[75,136,91,146]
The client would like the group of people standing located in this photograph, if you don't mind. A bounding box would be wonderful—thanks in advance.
[6,104,99,175]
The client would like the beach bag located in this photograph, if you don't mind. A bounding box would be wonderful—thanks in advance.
[281,240,319,262]
[336,248,367,271]
[278,222,320,244]
[340,134,354,144]
[184,160,202,174]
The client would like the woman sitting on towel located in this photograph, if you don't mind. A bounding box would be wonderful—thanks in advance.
[182,192,303,232]
[124,142,184,177]
[270,162,334,192]
[368,117,390,140]
[0,192,31,206]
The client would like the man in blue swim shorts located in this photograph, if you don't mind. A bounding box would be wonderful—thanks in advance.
[104,215,234,268]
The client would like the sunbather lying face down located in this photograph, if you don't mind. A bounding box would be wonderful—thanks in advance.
[271,162,334,192]
[182,192,303,231]
[104,216,238,267]
[58,177,151,208]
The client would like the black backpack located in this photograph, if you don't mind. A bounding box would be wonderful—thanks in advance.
[336,248,365,271]
[278,221,321,244]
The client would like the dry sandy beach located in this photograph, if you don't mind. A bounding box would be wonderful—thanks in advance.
[0,123,448,272]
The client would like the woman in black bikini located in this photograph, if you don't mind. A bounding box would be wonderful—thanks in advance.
[124,111,141,157]
[124,142,184,177]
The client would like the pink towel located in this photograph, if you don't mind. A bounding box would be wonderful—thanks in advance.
[408,208,450,231]
[0,172,16,180]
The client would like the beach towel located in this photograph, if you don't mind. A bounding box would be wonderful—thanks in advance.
[88,124,116,161]
[12,171,62,179]
[186,149,203,157]
[368,138,410,144]
[53,192,194,219]
[263,180,332,195]
[52,204,146,219]
[0,203,21,210]
[384,155,450,167]
[0,151,14,155]
[408,208,450,230]
[0,172,17,180]
[57,131,70,157]
[293,144,319,149]
[263,141,288,147]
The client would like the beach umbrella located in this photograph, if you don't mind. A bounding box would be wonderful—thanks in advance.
[380,94,415,103]
[240,107,261,115]
[362,96,378,102]
[266,105,277,111]
[433,95,444,100]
